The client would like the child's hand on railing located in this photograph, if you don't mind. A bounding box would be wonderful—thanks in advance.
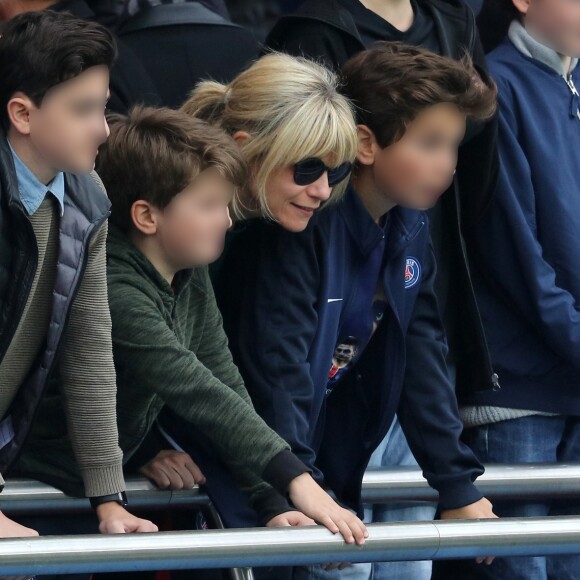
[95,503,159,534]
[288,473,368,545]
[440,496,497,565]
[139,450,206,489]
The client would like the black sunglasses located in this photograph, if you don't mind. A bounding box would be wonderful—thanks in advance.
[294,158,353,187]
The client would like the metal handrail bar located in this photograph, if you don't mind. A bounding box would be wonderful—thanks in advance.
[2,517,580,574]
[4,463,580,513]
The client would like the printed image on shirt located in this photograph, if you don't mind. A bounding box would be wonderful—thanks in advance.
[372,298,387,333]
[328,336,359,387]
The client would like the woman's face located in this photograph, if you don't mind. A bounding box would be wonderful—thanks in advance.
[264,160,336,232]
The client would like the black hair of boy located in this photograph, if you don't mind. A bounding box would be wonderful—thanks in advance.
[0,10,117,129]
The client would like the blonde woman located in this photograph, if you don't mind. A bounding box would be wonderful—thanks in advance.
[152,55,364,561]
[181,52,358,232]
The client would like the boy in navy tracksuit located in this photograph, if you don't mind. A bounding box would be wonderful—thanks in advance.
[451,1,580,578]
[212,43,498,577]
[268,7,500,577]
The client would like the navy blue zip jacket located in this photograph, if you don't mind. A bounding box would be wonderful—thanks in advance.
[465,37,580,413]
[267,0,500,396]
[214,185,484,514]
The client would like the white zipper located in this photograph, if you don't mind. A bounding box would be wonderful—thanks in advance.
[567,74,579,95]
[565,74,580,120]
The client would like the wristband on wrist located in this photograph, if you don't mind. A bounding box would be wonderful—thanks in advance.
[89,491,128,510]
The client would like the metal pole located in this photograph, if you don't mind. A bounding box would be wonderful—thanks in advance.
[0,477,209,514]
[4,463,580,514]
[362,463,580,502]
[1,517,580,575]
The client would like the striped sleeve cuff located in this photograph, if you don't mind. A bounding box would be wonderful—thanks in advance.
[81,462,126,498]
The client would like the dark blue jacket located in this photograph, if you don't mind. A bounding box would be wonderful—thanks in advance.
[214,186,484,514]
[266,0,500,397]
[466,39,580,413]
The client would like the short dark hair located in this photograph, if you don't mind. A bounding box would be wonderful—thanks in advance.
[96,106,248,233]
[0,10,117,129]
[340,42,497,148]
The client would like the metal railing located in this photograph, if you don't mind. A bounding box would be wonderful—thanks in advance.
[362,462,580,502]
[2,517,580,575]
[3,463,580,514]
[2,464,580,576]
[0,476,207,514]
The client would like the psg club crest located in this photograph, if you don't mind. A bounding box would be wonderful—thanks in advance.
[405,257,421,289]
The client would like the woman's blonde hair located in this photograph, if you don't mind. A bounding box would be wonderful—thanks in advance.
[181,52,358,220]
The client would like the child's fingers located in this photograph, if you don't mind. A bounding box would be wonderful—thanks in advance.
[354,518,368,542]
[319,514,339,535]
[334,517,355,544]
[348,517,367,545]
[337,510,366,545]
[361,519,369,538]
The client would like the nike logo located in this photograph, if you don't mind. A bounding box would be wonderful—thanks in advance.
[327,298,343,303]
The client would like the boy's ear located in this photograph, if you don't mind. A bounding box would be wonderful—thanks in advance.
[232,130,250,145]
[356,124,378,167]
[511,0,530,15]
[131,200,159,236]
[7,92,36,136]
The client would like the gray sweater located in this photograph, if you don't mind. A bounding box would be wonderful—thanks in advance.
[1,194,124,496]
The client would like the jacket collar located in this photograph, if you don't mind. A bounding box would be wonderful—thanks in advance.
[338,184,425,257]
[509,20,578,77]
[8,140,65,217]
[0,133,110,224]
[107,224,193,297]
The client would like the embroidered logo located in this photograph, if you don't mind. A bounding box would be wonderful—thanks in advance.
[405,257,421,289]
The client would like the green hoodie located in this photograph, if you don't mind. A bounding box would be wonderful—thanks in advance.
[16,225,307,521]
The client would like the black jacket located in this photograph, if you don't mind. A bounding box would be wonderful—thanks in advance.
[0,133,111,480]
[119,2,260,109]
[266,0,500,395]
[52,0,159,114]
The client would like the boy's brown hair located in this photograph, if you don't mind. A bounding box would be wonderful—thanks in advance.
[340,42,497,148]
[97,105,247,233]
